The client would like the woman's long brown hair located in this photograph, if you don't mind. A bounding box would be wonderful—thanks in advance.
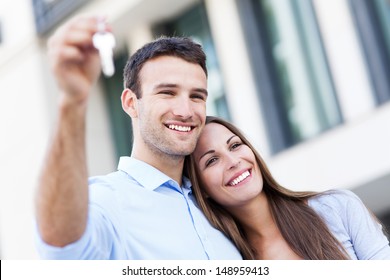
[185,116,350,259]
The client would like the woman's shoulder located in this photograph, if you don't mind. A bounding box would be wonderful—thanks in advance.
[310,188,360,203]
[308,189,364,216]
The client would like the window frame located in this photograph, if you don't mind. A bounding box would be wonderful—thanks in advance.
[236,0,342,153]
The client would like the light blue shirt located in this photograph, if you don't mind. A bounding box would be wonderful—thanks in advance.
[309,189,390,259]
[36,157,242,260]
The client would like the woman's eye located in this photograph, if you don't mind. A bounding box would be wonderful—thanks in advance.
[231,142,242,150]
[205,157,217,167]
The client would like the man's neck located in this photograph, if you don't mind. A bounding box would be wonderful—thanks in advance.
[131,149,185,186]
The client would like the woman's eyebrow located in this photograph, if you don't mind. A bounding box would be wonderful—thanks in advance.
[198,150,215,162]
[198,135,237,162]
[226,135,237,144]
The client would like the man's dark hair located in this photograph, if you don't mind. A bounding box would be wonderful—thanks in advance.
[123,36,207,98]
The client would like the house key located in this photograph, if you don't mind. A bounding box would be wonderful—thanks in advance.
[92,20,116,77]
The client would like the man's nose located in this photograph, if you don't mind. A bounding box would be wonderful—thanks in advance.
[172,97,193,119]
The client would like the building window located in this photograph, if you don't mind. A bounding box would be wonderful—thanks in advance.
[153,2,231,121]
[349,0,390,105]
[237,0,342,152]
[32,0,89,35]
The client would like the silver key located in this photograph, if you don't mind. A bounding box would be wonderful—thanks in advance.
[92,21,116,77]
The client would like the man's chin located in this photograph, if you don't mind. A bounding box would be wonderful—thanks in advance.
[167,145,197,157]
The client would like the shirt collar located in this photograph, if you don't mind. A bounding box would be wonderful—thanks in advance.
[118,156,191,191]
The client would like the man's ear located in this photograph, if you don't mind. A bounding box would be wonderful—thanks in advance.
[121,88,138,118]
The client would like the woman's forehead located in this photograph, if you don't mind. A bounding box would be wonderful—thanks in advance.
[196,123,235,152]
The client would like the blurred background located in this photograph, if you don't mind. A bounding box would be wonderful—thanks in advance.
[0,0,389,259]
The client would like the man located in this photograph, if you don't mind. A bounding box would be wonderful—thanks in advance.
[35,15,242,259]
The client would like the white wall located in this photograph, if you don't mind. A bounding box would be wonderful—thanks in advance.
[268,103,390,193]
[0,1,116,259]
[0,1,48,259]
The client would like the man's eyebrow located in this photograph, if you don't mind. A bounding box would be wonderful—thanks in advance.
[154,83,178,90]
[193,88,208,96]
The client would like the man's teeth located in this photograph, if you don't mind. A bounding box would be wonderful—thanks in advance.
[229,170,250,186]
[168,124,191,132]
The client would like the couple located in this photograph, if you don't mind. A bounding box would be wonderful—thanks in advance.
[35,16,390,260]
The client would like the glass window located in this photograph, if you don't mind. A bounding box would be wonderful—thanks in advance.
[374,0,390,53]
[349,0,390,104]
[241,0,342,150]
[32,0,89,35]
[153,2,231,121]
[372,0,390,103]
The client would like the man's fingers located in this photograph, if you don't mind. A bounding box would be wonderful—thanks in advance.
[61,15,99,35]
[48,17,102,67]
[49,21,95,48]
[62,30,95,48]
[55,46,85,63]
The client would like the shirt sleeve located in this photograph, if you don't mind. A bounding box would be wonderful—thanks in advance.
[35,179,119,260]
[35,210,112,259]
[339,190,390,260]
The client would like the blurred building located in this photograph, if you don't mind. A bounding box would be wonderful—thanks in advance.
[0,0,389,259]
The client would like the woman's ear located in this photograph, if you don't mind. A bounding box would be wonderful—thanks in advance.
[121,88,138,118]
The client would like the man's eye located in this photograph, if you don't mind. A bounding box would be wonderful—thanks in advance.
[159,91,174,95]
[191,93,206,101]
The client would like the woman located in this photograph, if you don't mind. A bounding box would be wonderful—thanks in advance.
[185,116,390,259]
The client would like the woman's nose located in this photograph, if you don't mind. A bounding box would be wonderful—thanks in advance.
[226,153,240,170]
